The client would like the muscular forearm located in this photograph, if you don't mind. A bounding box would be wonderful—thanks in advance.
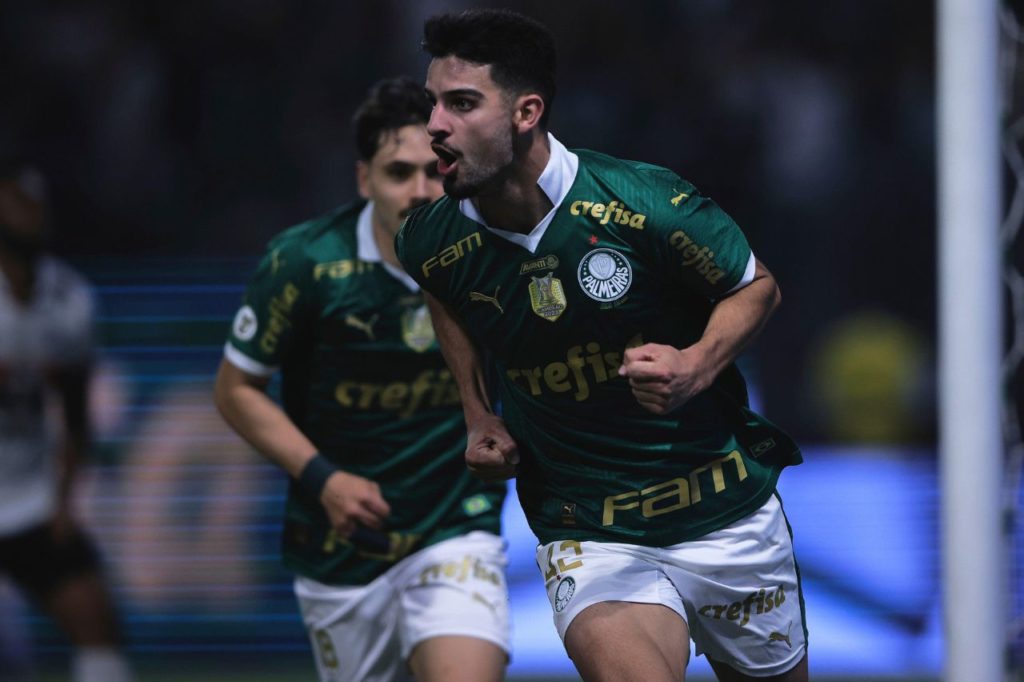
[692,259,780,376]
[214,360,391,533]
[424,291,494,424]
[424,292,519,479]
[620,260,781,415]
[213,360,318,477]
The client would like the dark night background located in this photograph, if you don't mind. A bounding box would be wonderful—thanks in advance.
[0,0,937,444]
[8,3,993,679]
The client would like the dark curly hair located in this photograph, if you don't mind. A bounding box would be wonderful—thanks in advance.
[352,76,433,160]
[423,9,556,127]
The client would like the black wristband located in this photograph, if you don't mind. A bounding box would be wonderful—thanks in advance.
[296,453,338,501]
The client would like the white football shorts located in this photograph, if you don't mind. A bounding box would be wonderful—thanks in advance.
[536,494,806,677]
[295,531,510,682]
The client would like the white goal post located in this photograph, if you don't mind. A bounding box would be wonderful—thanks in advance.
[938,0,1004,680]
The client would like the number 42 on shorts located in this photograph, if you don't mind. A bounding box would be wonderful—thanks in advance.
[541,540,584,582]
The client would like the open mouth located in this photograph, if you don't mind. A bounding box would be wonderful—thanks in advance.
[431,144,459,176]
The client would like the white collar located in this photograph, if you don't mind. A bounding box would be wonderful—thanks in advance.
[458,132,579,253]
[356,201,420,292]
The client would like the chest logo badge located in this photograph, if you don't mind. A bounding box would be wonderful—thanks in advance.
[528,273,567,322]
[232,305,258,341]
[401,305,435,353]
[519,254,559,275]
[577,248,632,303]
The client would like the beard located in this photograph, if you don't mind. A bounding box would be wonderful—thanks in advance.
[442,129,515,200]
[442,175,481,200]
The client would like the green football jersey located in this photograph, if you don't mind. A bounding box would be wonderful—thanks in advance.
[396,146,801,547]
[225,201,505,585]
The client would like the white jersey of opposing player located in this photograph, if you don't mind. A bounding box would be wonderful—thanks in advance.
[0,255,95,536]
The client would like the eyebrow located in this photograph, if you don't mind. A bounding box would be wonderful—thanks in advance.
[443,88,482,97]
[382,160,439,172]
[425,87,484,101]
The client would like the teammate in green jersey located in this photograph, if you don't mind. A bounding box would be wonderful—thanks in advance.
[395,10,808,682]
[214,77,509,682]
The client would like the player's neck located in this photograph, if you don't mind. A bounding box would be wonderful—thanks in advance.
[476,131,552,234]
[371,218,403,272]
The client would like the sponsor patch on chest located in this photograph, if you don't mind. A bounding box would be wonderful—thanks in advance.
[528,273,567,322]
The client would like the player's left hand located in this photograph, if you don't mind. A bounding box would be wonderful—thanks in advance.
[466,413,519,481]
[618,342,714,414]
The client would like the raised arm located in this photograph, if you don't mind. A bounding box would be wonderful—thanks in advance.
[424,290,519,480]
[619,257,780,414]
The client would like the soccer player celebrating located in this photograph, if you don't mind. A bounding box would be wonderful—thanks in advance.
[396,10,808,681]
[214,77,509,682]
[0,164,133,682]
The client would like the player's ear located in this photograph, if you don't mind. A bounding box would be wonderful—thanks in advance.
[356,160,371,199]
[512,93,545,133]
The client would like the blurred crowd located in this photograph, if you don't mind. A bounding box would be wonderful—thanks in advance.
[0,0,936,443]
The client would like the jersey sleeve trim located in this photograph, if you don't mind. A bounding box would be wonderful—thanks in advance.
[724,252,756,295]
[223,342,278,377]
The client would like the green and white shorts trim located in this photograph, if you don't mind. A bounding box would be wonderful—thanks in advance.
[295,531,510,682]
[536,495,807,677]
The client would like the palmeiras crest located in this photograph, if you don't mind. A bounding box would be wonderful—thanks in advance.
[577,248,632,302]
[529,273,567,321]
[401,304,435,352]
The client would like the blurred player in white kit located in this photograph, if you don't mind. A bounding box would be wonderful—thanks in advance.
[0,162,132,682]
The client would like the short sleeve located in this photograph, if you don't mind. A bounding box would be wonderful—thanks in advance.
[224,240,314,377]
[395,208,446,298]
[646,177,754,300]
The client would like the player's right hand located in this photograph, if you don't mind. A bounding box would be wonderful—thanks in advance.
[466,413,519,481]
[319,471,391,539]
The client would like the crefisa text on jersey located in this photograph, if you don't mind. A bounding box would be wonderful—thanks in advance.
[505,335,642,402]
[668,230,727,285]
[333,368,459,417]
[569,199,646,229]
[259,282,300,353]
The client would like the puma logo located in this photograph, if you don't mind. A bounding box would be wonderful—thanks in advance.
[768,622,793,648]
[469,287,503,314]
[670,190,689,206]
[345,313,379,339]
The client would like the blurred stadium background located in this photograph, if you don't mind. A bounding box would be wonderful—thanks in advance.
[0,0,1019,680]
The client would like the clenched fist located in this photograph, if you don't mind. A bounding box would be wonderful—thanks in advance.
[466,413,519,481]
[618,342,715,414]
